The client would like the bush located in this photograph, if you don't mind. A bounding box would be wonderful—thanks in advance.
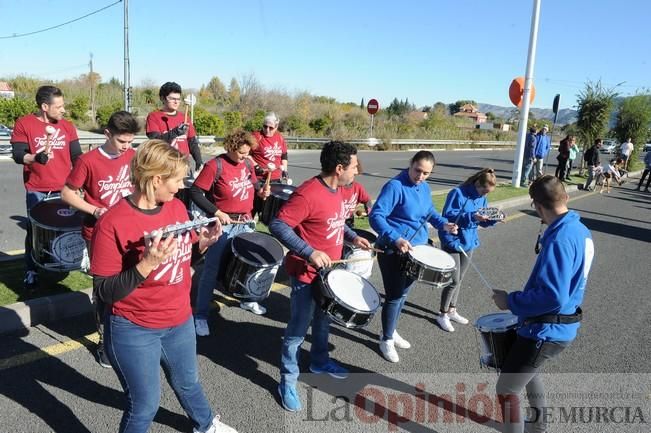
[0,97,34,126]
[194,108,225,136]
[95,102,123,128]
[223,111,242,134]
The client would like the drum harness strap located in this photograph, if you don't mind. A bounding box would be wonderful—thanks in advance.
[522,307,583,326]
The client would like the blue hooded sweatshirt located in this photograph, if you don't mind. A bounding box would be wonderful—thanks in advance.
[508,211,593,342]
[370,169,447,249]
[534,132,551,159]
[438,184,497,253]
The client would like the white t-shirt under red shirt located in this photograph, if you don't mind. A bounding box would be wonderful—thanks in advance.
[66,147,135,240]
[145,110,197,156]
[251,131,287,180]
[91,198,196,328]
[193,155,258,217]
[11,113,79,191]
[276,176,347,284]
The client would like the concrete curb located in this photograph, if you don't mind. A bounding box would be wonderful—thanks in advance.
[0,170,644,336]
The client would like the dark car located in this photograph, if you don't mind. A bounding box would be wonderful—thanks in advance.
[0,124,12,155]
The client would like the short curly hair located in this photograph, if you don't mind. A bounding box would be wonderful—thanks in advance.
[223,128,258,152]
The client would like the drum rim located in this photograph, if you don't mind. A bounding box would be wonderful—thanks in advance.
[230,232,284,267]
[29,218,83,232]
[475,312,518,332]
[322,268,380,314]
[407,245,456,271]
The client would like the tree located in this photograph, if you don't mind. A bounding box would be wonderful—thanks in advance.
[68,96,89,122]
[243,110,266,132]
[223,111,242,134]
[0,97,34,126]
[360,98,365,110]
[614,94,651,167]
[194,108,225,136]
[205,76,228,104]
[575,80,618,154]
[228,78,241,106]
[433,102,448,116]
[96,102,123,128]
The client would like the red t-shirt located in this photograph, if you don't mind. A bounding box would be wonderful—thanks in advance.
[251,131,287,180]
[66,147,136,240]
[91,198,196,328]
[145,110,197,156]
[193,155,258,216]
[276,176,347,284]
[340,181,371,219]
[11,114,79,191]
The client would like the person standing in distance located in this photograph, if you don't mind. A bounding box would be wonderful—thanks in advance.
[10,85,81,292]
[146,81,203,172]
[250,112,288,182]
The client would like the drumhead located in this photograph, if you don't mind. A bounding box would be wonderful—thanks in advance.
[231,232,284,266]
[475,312,518,332]
[326,269,380,312]
[29,199,83,229]
[409,245,455,270]
[269,184,296,200]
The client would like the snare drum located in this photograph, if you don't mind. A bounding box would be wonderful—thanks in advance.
[259,184,296,225]
[341,229,377,279]
[312,268,381,329]
[402,245,456,288]
[221,232,284,300]
[475,312,518,370]
[29,198,86,272]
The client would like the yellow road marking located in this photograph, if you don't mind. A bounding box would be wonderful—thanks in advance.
[0,282,290,371]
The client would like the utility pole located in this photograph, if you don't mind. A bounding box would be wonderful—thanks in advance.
[123,0,131,112]
[512,0,541,188]
[89,52,96,125]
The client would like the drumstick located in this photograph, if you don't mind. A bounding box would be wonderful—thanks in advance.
[45,125,56,155]
[265,162,276,188]
[407,210,434,243]
[183,105,189,124]
[458,247,497,293]
[330,256,376,265]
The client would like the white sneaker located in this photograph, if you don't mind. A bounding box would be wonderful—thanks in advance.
[195,319,210,337]
[436,313,455,332]
[392,331,411,349]
[194,415,238,433]
[448,309,469,325]
[379,339,400,363]
[240,301,266,315]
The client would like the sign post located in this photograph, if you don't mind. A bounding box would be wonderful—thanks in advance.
[367,98,379,138]
[184,94,197,123]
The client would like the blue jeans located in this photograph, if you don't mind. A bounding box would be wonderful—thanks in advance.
[520,158,535,185]
[105,315,213,433]
[378,252,416,341]
[280,277,330,387]
[25,190,59,272]
[195,222,254,319]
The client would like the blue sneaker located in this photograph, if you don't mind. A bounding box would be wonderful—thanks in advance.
[309,360,349,379]
[278,384,302,412]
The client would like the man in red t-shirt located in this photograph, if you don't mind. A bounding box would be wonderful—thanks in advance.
[61,110,139,368]
[269,141,372,412]
[146,81,203,171]
[250,112,288,181]
[10,85,81,292]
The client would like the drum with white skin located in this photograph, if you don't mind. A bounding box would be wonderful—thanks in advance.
[402,245,456,288]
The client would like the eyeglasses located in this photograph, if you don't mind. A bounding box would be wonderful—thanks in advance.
[166,97,181,102]
[262,125,275,130]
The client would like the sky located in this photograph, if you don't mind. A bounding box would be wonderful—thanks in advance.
[1,0,649,111]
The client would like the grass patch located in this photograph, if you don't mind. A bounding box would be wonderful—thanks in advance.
[0,260,92,306]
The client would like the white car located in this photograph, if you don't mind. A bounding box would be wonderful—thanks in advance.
[600,140,617,154]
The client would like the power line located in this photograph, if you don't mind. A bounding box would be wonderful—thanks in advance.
[0,0,122,39]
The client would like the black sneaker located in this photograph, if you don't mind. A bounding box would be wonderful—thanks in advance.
[23,270,39,293]
[96,345,112,369]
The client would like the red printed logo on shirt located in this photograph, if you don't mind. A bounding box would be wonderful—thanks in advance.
[263,142,283,161]
[228,167,254,201]
[325,201,347,246]
[151,231,193,284]
[97,164,133,206]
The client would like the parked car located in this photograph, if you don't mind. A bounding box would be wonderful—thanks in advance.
[0,124,12,137]
[600,139,618,154]
[644,142,651,152]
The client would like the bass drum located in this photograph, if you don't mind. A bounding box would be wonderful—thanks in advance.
[29,198,86,272]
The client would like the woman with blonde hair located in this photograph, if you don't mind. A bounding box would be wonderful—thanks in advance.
[91,139,237,433]
[436,168,500,332]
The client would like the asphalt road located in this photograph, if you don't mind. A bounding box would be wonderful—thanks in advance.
[1,176,650,433]
[0,148,545,254]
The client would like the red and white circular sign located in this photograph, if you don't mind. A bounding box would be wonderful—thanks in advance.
[367,99,379,115]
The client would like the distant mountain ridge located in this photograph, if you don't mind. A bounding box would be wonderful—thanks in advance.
[477,103,578,125]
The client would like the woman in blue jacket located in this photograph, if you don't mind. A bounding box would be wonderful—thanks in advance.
[370,151,457,363]
[436,168,499,332]
[492,175,593,433]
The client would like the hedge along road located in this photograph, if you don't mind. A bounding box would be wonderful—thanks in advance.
[0,148,541,254]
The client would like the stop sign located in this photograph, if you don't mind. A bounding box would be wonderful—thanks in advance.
[367,99,379,115]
